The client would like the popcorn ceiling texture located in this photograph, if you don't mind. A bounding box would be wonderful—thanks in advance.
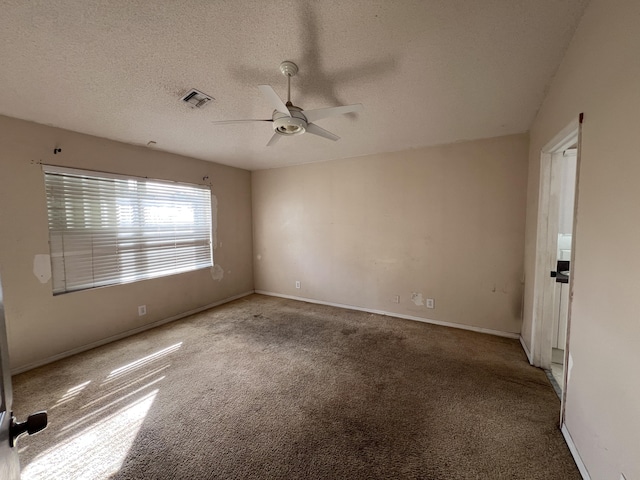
[0,0,588,170]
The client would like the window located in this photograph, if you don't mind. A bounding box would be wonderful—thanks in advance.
[43,166,213,294]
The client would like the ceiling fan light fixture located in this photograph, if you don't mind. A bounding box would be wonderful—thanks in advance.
[276,124,305,135]
[272,108,307,136]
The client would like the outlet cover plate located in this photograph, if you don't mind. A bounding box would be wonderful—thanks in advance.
[138,305,147,316]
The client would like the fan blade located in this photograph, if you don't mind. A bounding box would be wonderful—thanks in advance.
[258,85,291,116]
[302,104,363,123]
[306,123,340,142]
[266,133,282,147]
[211,119,272,125]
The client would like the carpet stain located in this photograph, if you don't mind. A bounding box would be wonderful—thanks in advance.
[12,294,580,480]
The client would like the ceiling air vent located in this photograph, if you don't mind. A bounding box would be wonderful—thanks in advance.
[181,89,213,108]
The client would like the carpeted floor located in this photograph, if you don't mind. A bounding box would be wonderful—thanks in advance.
[12,294,580,479]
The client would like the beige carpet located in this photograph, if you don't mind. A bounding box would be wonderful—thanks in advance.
[12,294,580,479]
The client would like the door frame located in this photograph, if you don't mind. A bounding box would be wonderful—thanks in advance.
[530,117,582,423]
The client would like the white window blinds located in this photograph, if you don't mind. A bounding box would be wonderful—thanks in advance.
[43,166,213,294]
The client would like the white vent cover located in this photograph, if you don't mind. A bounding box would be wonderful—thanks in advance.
[181,89,213,108]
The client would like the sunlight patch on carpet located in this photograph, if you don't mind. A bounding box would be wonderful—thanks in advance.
[50,380,91,410]
[21,389,158,479]
[106,342,182,381]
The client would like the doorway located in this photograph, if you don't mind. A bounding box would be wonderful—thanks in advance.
[530,118,581,417]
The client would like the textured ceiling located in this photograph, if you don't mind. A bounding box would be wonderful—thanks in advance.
[0,0,588,170]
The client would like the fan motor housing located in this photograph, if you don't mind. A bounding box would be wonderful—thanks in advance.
[273,107,307,136]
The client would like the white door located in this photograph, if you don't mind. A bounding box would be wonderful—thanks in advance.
[0,272,48,478]
[0,272,21,479]
[549,149,577,382]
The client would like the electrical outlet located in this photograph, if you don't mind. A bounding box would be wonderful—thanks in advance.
[393,295,400,303]
[426,298,435,309]
[138,305,146,316]
[295,281,301,289]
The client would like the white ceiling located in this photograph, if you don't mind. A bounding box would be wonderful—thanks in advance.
[0,0,588,171]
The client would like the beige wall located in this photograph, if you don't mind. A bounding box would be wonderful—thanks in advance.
[0,115,254,372]
[522,0,640,478]
[253,134,528,335]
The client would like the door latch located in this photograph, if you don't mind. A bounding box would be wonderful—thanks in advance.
[550,260,570,284]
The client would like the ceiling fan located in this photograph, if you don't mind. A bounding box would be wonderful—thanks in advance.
[213,61,363,146]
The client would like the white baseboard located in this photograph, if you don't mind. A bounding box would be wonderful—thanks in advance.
[520,335,533,364]
[11,290,255,375]
[561,424,590,480]
[255,290,520,339]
